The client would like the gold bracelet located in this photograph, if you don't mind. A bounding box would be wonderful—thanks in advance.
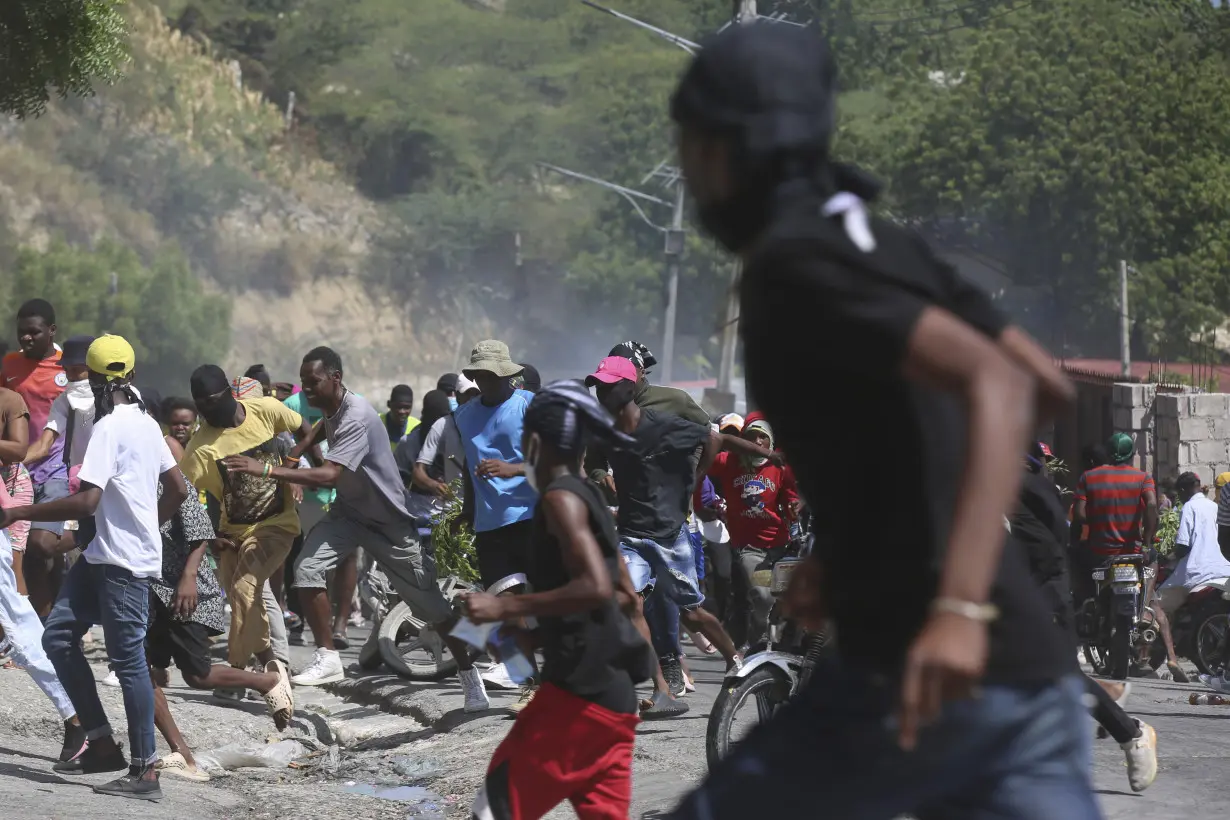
[931,597,999,623]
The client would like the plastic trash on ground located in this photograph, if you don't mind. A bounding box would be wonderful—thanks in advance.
[195,738,309,774]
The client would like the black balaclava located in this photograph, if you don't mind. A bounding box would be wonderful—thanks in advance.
[190,364,239,429]
[669,21,879,253]
[419,389,452,438]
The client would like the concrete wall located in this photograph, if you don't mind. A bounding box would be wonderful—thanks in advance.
[1112,383,1158,476]
[1153,392,1230,484]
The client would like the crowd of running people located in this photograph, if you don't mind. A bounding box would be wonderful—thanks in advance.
[0,19,1203,820]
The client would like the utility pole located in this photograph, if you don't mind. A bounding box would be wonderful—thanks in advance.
[715,0,756,397]
[662,182,686,384]
[1120,258,1130,379]
[537,161,683,380]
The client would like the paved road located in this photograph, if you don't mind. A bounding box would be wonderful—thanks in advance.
[1,628,1228,819]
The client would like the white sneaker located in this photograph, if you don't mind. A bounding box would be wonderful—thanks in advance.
[460,667,491,713]
[100,669,120,687]
[291,649,344,686]
[480,662,518,691]
[1121,719,1158,793]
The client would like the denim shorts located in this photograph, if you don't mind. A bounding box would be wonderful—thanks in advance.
[620,525,705,610]
[30,477,69,535]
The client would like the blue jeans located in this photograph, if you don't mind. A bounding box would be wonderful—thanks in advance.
[645,586,681,661]
[42,560,156,767]
[621,525,705,608]
[669,661,1100,820]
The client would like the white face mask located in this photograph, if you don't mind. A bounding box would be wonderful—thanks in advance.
[67,378,93,398]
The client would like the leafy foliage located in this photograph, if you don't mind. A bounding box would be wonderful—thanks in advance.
[0,0,128,119]
[1156,503,1182,556]
[432,478,479,583]
[0,239,231,392]
[857,0,1230,359]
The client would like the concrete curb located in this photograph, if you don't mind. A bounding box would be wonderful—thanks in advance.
[323,674,450,728]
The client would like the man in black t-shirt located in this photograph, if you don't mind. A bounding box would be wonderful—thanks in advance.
[665,22,1097,820]
[463,381,650,819]
[585,356,777,716]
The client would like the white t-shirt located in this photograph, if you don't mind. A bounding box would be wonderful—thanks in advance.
[44,382,143,468]
[77,403,176,578]
[1166,494,1230,591]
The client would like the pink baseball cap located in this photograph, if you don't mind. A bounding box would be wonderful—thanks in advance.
[585,356,638,387]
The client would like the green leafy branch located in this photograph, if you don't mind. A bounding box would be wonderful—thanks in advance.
[431,478,479,583]
[1156,504,1182,557]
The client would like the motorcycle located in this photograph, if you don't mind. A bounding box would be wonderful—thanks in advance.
[1076,553,1150,679]
[1145,564,1230,676]
[356,526,482,680]
[706,535,832,769]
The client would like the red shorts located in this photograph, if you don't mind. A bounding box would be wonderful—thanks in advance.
[473,682,639,820]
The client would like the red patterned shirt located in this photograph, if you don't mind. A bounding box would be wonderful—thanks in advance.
[1075,464,1155,554]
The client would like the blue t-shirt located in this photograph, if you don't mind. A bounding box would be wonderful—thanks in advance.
[454,389,536,532]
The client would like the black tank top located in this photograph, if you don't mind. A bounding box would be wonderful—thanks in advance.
[529,472,650,714]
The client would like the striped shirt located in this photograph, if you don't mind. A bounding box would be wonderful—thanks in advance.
[1075,465,1155,553]
[1218,483,1230,528]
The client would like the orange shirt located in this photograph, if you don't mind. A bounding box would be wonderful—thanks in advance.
[1,350,67,483]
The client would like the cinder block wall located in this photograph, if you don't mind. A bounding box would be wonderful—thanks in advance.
[1112,383,1158,476]
[1153,392,1229,484]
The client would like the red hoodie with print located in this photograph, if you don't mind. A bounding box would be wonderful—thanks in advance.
[707,432,797,550]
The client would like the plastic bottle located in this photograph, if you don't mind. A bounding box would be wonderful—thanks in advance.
[1189,693,1229,705]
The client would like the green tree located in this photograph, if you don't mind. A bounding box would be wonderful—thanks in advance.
[0,0,128,118]
[860,0,1230,358]
[1,239,231,392]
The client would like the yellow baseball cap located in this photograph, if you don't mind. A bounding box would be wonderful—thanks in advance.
[86,335,136,381]
[1216,472,1230,491]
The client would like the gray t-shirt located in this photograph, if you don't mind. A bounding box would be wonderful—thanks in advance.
[324,391,413,529]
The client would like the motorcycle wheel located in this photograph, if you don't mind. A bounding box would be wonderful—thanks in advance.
[1109,612,1133,680]
[706,665,792,771]
[1194,612,1230,677]
[1083,643,1111,677]
[378,577,482,680]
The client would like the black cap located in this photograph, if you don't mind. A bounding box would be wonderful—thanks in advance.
[519,364,542,393]
[437,373,459,393]
[61,335,96,368]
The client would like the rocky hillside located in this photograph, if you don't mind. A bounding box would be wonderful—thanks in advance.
[0,1,467,396]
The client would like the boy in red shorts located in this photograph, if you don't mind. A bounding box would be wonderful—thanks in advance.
[463,380,652,820]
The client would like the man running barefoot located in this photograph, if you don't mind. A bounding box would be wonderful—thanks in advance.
[5,336,188,801]
[465,381,651,820]
[228,347,489,709]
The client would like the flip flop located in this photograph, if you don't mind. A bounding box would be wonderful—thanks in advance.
[332,633,350,650]
[640,691,690,720]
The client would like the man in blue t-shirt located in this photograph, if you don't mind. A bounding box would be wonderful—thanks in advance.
[453,340,537,591]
